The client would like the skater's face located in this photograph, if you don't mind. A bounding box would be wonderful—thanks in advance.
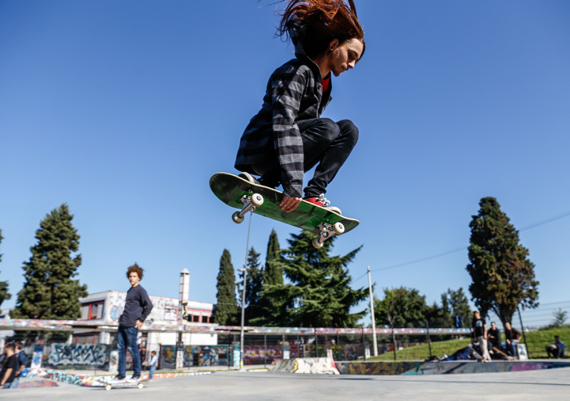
[129,272,140,287]
[328,38,364,77]
[505,322,511,329]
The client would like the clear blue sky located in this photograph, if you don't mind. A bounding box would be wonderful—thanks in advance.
[1,1,569,327]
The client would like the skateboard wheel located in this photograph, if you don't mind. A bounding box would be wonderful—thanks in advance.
[333,222,345,235]
[232,211,245,224]
[251,193,264,207]
[312,238,323,249]
[105,384,111,391]
[138,383,144,389]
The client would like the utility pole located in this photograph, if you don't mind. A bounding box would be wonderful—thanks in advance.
[239,213,253,371]
[367,266,378,356]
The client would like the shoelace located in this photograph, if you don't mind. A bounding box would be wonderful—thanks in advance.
[317,194,331,207]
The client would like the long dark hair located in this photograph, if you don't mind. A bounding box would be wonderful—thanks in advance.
[276,0,365,60]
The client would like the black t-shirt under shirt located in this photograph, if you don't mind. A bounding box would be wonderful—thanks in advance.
[472,317,486,338]
[0,354,18,384]
[505,328,521,341]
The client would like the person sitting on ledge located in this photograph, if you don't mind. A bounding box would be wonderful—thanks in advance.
[545,336,566,359]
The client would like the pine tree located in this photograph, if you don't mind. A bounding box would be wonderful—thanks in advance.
[0,229,11,308]
[466,197,539,326]
[261,231,367,327]
[237,247,264,325]
[214,249,238,325]
[11,204,87,319]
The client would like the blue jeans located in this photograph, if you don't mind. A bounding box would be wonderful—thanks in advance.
[11,378,19,388]
[149,366,156,379]
[2,383,12,389]
[504,341,519,356]
[118,325,141,376]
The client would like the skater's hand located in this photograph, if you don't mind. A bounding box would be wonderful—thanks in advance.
[280,196,302,213]
[136,320,143,329]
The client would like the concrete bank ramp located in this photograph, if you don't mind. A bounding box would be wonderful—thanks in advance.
[271,358,340,375]
[336,360,570,375]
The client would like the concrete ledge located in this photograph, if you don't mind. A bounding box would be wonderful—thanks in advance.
[270,358,339,374]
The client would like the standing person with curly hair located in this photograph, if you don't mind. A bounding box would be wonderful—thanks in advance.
[109,263,153,383]
[235,0,366,213]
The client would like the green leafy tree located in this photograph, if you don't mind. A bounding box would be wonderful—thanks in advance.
[261,231,367,327]
[439,288,471,328]
[373,287,429,359]
[11,204,87,319]
[238,247,264,325]
[214,249,238,325]
[374,287,429,328]
[0,229,12,308]
[466,197,539,327]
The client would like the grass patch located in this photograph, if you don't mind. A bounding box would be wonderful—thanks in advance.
[367,338,471,361]
[366,327,570,361]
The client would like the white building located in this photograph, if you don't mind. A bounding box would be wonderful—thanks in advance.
[74,270,218,356]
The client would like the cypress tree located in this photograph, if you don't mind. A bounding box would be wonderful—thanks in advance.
[263,230,283,287]
[11,204,87,319]
[466,197,539,326]
[214,249,238,325]
[238,247,263,325]
[261,231,368,327]
[0,229,11,308]
[250,230,285,325]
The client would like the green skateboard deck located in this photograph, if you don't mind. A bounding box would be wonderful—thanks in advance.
[209,172,359,247]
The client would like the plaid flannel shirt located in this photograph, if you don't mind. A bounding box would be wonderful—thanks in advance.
[235,55,332,197]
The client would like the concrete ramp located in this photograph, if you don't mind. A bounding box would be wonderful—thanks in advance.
[336,360,570,376]
[271,358,340,375]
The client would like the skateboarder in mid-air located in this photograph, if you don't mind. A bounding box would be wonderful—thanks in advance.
[235,0,365,213]
[109,264,153,383]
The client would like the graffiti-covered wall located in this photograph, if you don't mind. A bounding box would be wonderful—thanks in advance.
[47,344,110,369]
[159,345,229,369]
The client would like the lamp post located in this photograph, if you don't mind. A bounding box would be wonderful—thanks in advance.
[367,266,378,356]
[239,213,253,371]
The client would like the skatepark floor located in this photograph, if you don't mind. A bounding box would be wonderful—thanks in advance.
[8,368,570,401]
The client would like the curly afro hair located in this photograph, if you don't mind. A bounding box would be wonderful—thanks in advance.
[126,263,144,280]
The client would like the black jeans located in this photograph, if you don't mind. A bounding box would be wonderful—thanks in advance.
[546,345,562,358]
[252,118,359,198]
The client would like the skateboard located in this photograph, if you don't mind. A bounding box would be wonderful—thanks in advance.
[98,378,145,391]
[209,172,359,248]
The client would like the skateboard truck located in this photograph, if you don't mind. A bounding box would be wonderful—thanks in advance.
[232,192,264,224]
[312,221,345,249]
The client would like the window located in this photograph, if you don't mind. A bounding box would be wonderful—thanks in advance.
[81,301,104,320]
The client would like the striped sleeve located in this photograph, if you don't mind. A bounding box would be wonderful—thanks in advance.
[270,65,308,198]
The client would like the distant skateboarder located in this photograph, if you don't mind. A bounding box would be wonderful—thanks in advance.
[110,264,153,383]
[235,0,366,213]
